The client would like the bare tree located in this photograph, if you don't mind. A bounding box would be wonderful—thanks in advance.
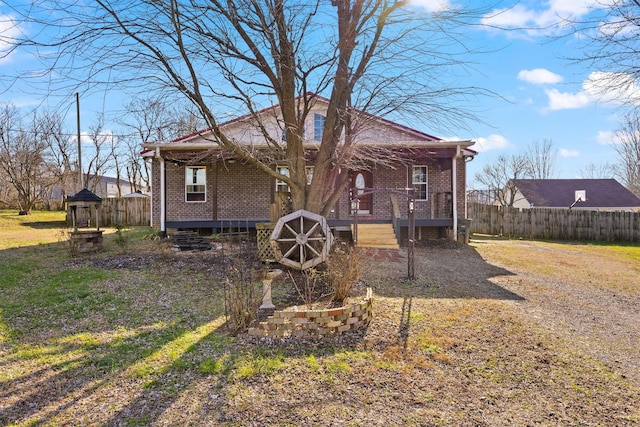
[83,114,114,194]
[524,137,557,179]
[0,105,60,214]
[579,161,617,179]
[474,154,529,207]
[119,97,204,192]
[568,1,640,106]
[39,111,78,205]
[8,0,488,216]
[0,168,17,208]
[614,111,640,197]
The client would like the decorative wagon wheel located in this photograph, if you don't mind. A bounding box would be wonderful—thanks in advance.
[270,209,334,270]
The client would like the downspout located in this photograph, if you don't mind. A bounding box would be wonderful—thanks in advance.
[452,145,460,239]
[156,147,167,237]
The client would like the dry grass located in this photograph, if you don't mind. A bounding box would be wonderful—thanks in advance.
[1,213,639,426]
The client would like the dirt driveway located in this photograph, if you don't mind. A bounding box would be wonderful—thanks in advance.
[366,237,640,383]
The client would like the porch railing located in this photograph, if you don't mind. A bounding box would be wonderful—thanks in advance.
[388,191,454,220]
[424,191,453,219]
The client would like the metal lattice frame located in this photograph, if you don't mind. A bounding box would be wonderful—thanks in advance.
[270,209,334,270]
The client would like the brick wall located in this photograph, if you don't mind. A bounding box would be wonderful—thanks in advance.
[165,160,215,221]
[150,159,272,227]
[332,158,467,221]
[249,288,373,338]
[216,161,271,219]
[149,155,468,229]
[456,156,467,218]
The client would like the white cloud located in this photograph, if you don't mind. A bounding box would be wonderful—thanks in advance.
[559,148,580,157]
[596,130,616,145]
[518,68,563,85]
[408,0,450,13]
[481,1,605,36]
[584,71,640,106]
[0,14,22,64]
[545,88,592,110]
[474,134,510,152]
[545,71,640,111]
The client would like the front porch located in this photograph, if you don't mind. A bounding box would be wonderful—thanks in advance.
[164,189,464,247]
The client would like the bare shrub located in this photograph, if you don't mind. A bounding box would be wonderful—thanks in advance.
[114,224,129,254]
[326,246,363,305]
[289,269,324,310]
[58,229,79,257]
[224,260,263,334]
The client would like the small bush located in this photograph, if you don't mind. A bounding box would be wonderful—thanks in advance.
[326,246,363,304]
[114,224,129,253]
[223,259,262,334]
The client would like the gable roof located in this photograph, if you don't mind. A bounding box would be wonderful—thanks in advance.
[142,94,475,152]
[176,95,445,143]
[512,179,640,208]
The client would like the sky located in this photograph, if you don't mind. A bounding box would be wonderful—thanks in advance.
[1,0,638,189]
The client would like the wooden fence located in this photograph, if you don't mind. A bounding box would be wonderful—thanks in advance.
[468,202,640,242]
[67,197,151,228]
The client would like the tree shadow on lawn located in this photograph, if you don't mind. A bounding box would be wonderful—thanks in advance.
[18,220,68,229]
[0,240,372,426]
[360,243,524,301]
[101,325,378,426]
[0,322,206,426]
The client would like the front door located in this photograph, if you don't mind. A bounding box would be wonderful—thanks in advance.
[350,170,372,214]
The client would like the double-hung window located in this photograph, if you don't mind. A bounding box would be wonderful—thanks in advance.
[412,166,428,201]
[276,166,314,192]
[185,166,206,202]
[314,114,325,142]
[276,166,290,193]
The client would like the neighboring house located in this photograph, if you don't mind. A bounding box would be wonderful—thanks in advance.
[86,175,135,199]
[141,96,477,244]
[507,179,640,210]
[44,175,136,209]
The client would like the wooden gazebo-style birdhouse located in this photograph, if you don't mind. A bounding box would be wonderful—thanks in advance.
[66,188,104,253]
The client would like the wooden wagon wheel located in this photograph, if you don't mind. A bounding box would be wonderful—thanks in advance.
[270,209,334,270]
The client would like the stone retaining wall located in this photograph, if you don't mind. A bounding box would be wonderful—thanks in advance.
[249,288,373,338]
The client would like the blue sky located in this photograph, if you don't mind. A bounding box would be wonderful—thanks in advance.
[444,0,639,188]
[1,1,638,189]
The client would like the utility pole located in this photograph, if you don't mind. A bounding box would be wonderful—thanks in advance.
[76,92,83,190]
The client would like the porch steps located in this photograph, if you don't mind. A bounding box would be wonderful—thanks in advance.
[353,223,400,249]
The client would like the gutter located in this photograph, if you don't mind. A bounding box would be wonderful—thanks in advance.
[141,139,477,151]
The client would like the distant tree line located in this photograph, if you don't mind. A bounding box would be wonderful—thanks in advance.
[0,97,201,214]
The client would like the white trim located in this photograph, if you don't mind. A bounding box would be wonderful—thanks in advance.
[142,139,476,151]
[412,165,428,201]
[185,166,207,202]
[159,150,166,234]
[452,145,460,237]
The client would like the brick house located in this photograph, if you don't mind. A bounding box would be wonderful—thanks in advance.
[141,96,477,245]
